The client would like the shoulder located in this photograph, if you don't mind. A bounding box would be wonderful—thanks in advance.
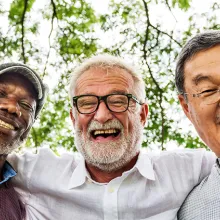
[178,164,219,220]
[143,149,215,180]
[147,148,214,164]
[7,148,83,189]
[8,147,81,172]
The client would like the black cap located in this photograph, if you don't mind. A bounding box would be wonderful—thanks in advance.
[0,63,48,118]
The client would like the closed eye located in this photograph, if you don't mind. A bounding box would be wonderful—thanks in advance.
[199,89,219,97]
[19,101,34,112]
[201,89,217,93]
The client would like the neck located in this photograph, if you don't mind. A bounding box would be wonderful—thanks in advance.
[0,155,7,181]
[86,154,139,183]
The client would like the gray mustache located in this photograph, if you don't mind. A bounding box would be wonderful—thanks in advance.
[88,119,123,132]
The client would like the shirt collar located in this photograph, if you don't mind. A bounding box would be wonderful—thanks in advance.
[0,161,17,185]
[135,151,155,180]
[68,152,155,189]
[68,159,88,189]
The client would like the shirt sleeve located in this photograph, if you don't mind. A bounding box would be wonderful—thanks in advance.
[7,150,39,189]
[7,148,78,190]
[198,150,216,182]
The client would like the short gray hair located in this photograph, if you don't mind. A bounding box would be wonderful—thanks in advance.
[175,30,220,94]
[69,54,146,107]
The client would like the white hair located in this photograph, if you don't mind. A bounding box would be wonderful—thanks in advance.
[68,54,146,107]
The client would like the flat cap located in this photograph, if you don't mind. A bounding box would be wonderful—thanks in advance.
[0,63,48,118]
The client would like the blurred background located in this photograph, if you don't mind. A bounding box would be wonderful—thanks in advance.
[0,0,219,153]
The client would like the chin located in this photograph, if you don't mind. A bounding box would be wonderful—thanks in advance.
[0,138,24,155]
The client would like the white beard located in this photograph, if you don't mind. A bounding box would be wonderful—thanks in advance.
[75,114,143,172]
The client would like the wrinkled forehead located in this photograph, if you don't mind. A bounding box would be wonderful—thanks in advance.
[75,66,134,93]
[81,65,131,76]
[0,72,38,99]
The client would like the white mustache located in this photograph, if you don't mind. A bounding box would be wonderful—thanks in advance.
[88,119,123,133]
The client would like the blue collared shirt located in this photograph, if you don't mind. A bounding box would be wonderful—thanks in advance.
[0,161,16,185]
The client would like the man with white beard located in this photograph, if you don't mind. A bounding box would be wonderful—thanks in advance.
[9,55,215,219]
[0,63,46,219]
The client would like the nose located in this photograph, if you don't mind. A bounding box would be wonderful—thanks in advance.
[93,101,113,123]
[0,98,21,117]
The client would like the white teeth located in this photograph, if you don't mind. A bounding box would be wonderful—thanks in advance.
[94,129,117,136]
[0,119,15,130]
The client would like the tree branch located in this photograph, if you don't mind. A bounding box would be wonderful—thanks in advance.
[142,0,150,60]
[43,0,58,77]
[165,0,177,22]
[146,61,165,150]
[142,0,181,47]
[21,0,28,63]
[142,0,167,150]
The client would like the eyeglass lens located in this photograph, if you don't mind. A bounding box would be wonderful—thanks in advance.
[77,94,129,113]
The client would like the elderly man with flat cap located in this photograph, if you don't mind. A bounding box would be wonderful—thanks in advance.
[0,63,47,220]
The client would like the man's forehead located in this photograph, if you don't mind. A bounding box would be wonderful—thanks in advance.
[184,45,220,83]
[185,45,220,71]
[76,66,132,85]
[74,68,134,95]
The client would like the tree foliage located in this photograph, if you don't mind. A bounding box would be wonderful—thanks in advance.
[0,0,219,152]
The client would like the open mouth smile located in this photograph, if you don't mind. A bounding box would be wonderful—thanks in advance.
[91,129,121,139]
[0,119,15,130]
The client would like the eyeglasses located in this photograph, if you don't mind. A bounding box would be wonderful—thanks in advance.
[72,93,143,114]
[183,89,220,105]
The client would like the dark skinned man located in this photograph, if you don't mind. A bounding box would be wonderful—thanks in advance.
[0,63,47,220]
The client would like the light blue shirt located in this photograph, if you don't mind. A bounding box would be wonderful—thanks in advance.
[0,161,16,185]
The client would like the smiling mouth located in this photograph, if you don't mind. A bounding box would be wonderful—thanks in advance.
[0,119,15,130]
[91,129,121,139]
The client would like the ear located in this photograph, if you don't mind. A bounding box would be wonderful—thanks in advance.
[178,94,191,120]
[139,103,148,126]
[70,108,75,128]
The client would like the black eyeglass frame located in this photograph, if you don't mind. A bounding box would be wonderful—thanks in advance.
[72,93,143,114]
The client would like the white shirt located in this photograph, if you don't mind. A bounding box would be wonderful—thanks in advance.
[8,148,215,220]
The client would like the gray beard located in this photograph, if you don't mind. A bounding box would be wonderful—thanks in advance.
[0,133,24,154]
[75,114,143,172]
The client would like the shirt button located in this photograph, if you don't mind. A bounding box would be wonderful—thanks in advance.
[108,187,114,193]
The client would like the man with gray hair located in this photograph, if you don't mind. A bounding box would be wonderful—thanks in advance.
[0,63,47,219]
[175,30,220,219]
[9,54,215,219]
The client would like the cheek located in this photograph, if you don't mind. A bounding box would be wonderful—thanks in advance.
[189,103,214,129]
[76,114,92,133]
[22,113,34,130]
[116,112,134,134]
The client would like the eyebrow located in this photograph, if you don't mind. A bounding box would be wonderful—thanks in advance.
[192,74,213,85]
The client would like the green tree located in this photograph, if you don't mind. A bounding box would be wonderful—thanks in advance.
[99,0,219,150]
[0,0,219,152]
